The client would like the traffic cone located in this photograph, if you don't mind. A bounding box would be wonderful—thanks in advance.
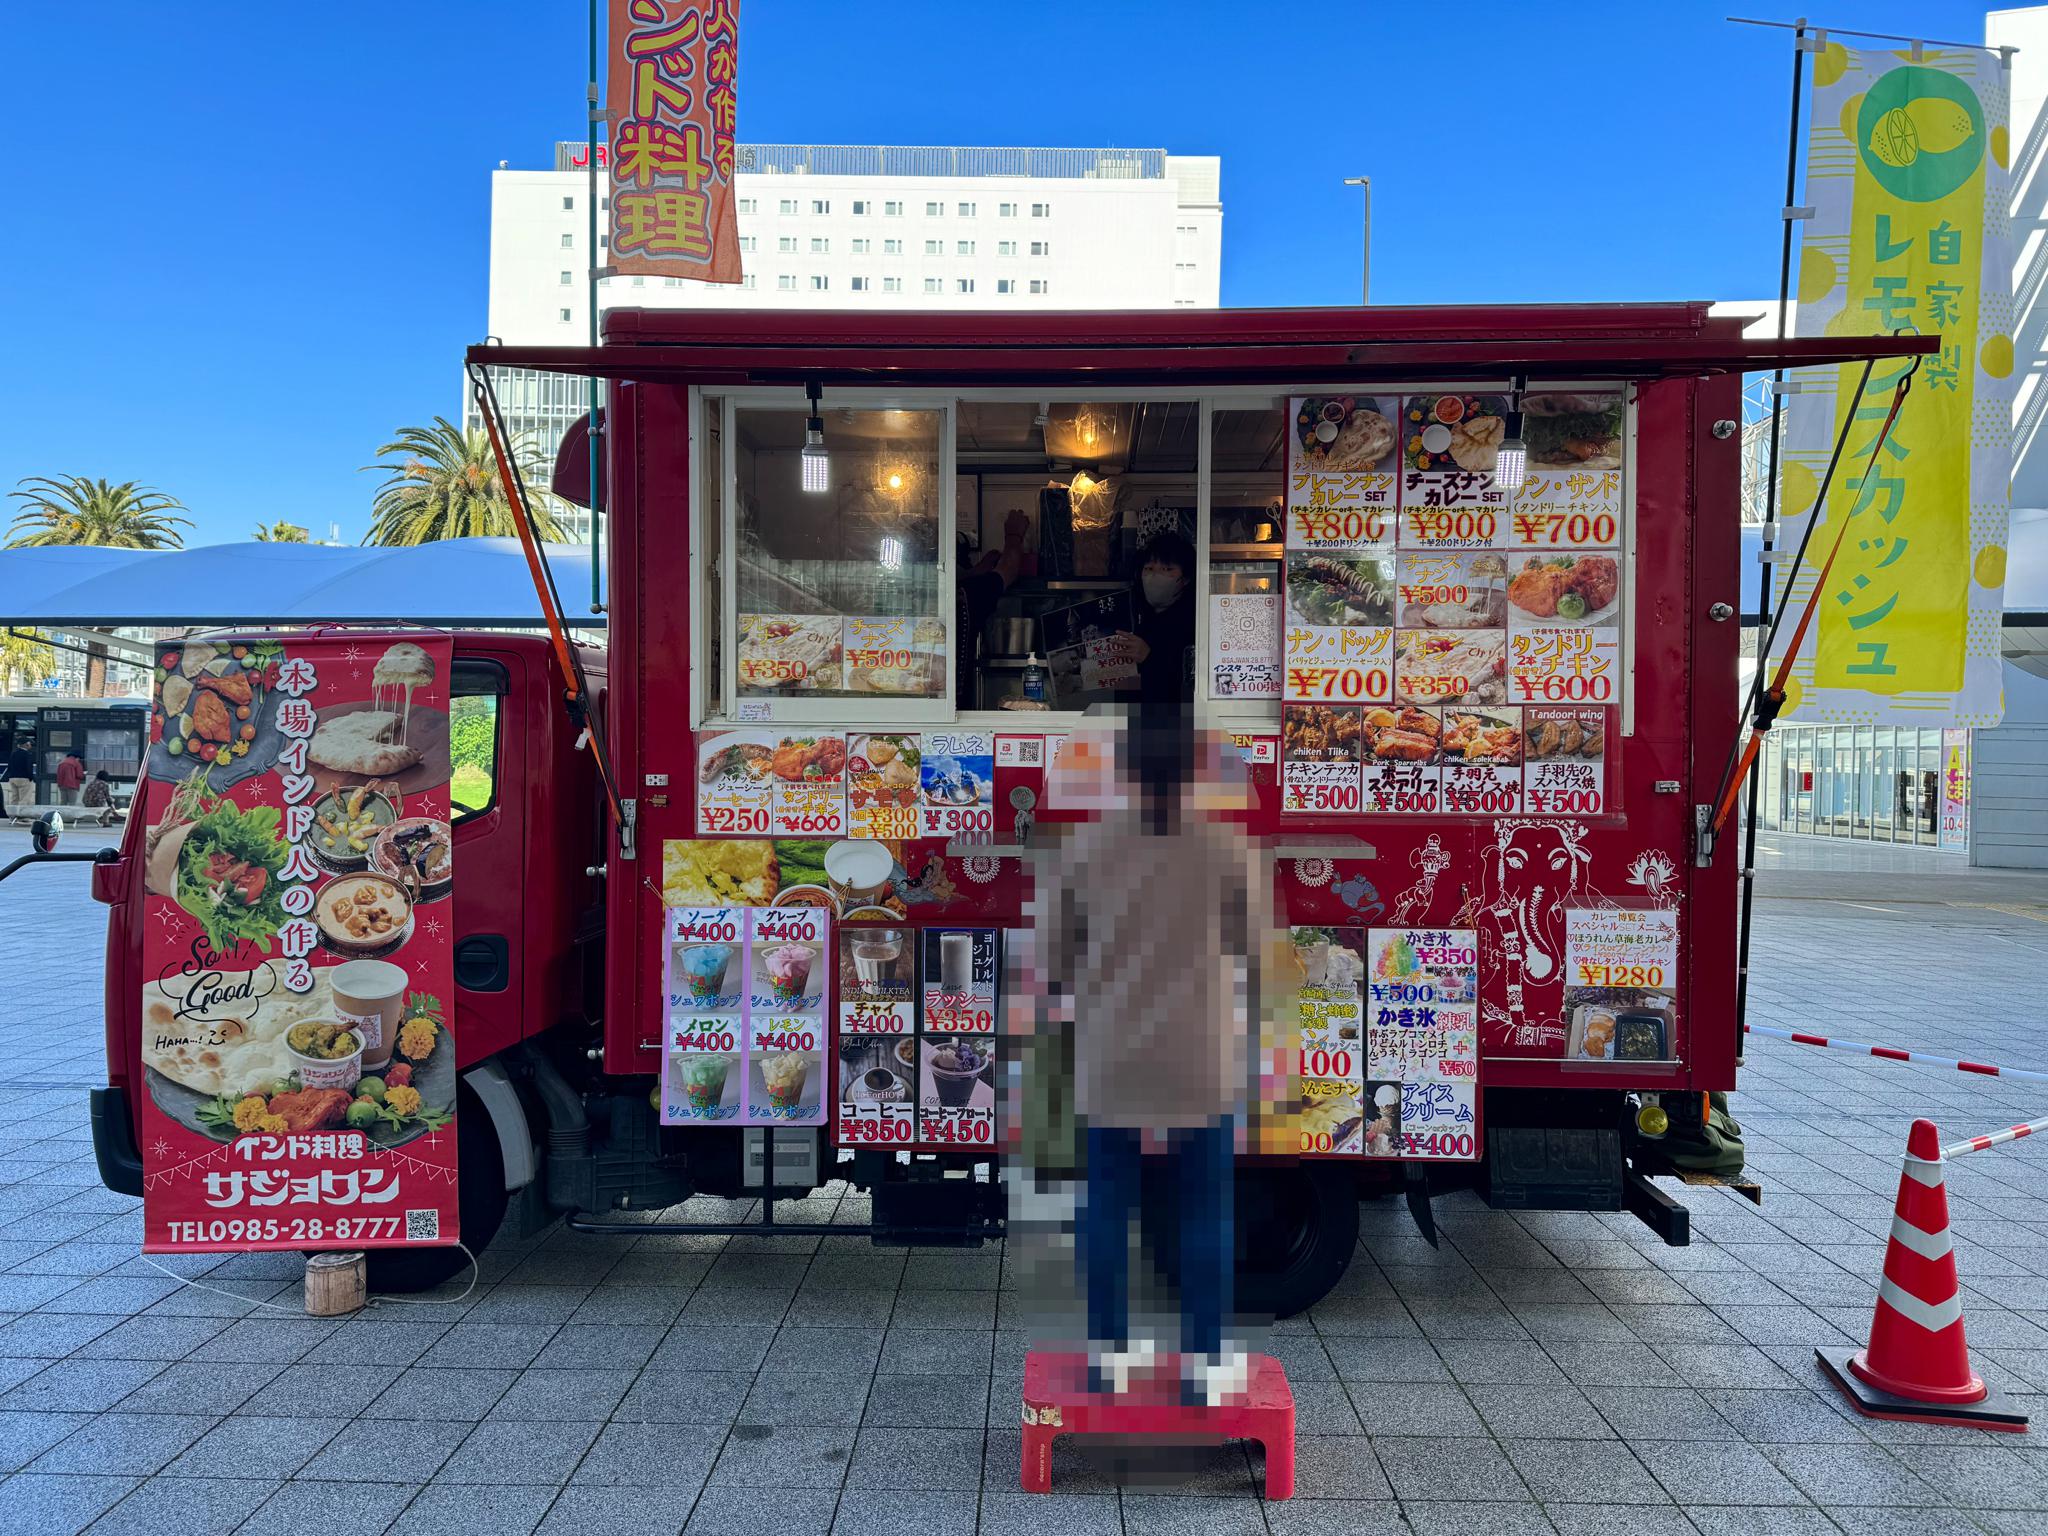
[1816,1118,2028,1432]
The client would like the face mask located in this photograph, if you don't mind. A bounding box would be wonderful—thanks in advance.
[1141,570,1185,610]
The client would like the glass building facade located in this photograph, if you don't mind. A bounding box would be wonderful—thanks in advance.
[1755,723,1954,846]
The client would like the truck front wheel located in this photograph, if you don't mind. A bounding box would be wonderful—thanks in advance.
[364,1079,507,1294]
[1233,1162,1358,1319]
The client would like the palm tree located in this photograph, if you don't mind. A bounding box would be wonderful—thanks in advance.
[7,476,192,549]
[253,520,310,543]
[0,629,56,694]
[362,418,565,545]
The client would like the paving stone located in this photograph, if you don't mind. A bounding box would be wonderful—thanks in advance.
[1764,1443,1951,1507]
[1118,1494,1269,1534]
[489,1366,637,1420]
[436,1417,600,1483]
[0,1408,96,1473]
[85,1474,277,1536]
[862,1370,989,1428]
[166,1413,352,1478]
[830,1487,980,1534]
[680,1485,838,1534]
[0,1472,140,1536]
[28,1410,217,1474]
[363,1365,520,1421]
[536,1485,703,1536]
[235,1477,422,1535]
[1465,1382,1616,1439]
[298,1415,475,1482]
[1397,1502,1554,1535]
[0,1356,166,1412]
[844,1423,984,1489]
[975,1490,1124,1535]
[571,1420,724,1488]
[1503,1438,1667,1504]
[1631,1440,1810,1506]
[1373,1435,1528,1502]
[386,1482,558,1536]
[611,1367,752,1424]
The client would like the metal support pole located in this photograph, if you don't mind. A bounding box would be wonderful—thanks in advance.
[587,0,604,613]
[1343,176,1371,304]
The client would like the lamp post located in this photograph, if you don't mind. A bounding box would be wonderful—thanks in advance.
[1342,176,1371,305]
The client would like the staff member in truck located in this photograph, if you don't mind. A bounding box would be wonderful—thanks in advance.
[1113,530,1197,704]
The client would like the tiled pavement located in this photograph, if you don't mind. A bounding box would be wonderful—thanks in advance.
[4,827,2048,1533]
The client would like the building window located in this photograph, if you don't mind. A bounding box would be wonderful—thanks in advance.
[739,235,757,252]
[955,240,974,256]
[779,198,798,214]
[742,273,757,289]
[957,278,974,294]
[777,274,796,290]
[997,278,1014,294]
[560,271,573,285]
[811,199,830,215]
[1031,202,1050,217]
[925,200,943,216]
[559,307,572,322]
[884,238,903,254]
[957,201,976,217]
[778,236,796,253]
[850,237,870,254]
[852,199,869,215]
[738,197,757,214]
[810,237,829,253]
[999,202,1017,217]
[885,200,903,216]
[1177,224,1196,233]
[1030,279,1048,294]
[850,276,869,292]
[631,274,644,287]
[600,197,609,212]
[924,239,942,255]
[562,196,574,210]
[664,276,682,287]
[998,240,1017,256]
[1030,241,1050,256]
[923,277,942,294]
[883,276,902,293]
[811,275,829,290]
[560,232,574,248]
[599,234,607,249]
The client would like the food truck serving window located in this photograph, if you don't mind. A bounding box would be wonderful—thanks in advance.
[725,402,953,720]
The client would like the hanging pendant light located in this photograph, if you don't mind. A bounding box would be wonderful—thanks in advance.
[1495,376,1529,491]
[801,380,829,494]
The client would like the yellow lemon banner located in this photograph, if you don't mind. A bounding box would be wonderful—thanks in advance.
[1775,45,2012,727]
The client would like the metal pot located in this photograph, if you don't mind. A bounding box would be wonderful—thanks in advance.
[985,616,1037,656]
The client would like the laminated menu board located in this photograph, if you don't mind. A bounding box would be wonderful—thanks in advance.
[920,731,994,839]
[1367,929,1479,1160]
[847,733,920,841]
[1281,704,1363,814]
[917,928,999,1145]
[661,906,827,1126]
[1562,907,1678,1065]
[1289,928,1366,1156]
[1522,706,1607,815]
[1398,395,1512,549]
[1506,552,1621,706]
[1506,394,1625,548]
[770,733,848,837]
[836,923,915,1146]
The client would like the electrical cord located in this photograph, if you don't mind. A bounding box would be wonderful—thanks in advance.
[136,1240,479,1314]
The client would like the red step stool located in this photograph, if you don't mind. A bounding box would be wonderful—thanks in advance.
[1020,1350,1295,1498]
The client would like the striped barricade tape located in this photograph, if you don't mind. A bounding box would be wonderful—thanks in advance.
[1743,1023,2048,1085]
[1942,1114,2048,1161]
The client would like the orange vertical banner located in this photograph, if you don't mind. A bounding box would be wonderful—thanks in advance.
[607,0,743,285]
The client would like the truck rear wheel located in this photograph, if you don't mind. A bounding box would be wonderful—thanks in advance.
[364,1079,506,1295]
[1233,1162,1358,1319]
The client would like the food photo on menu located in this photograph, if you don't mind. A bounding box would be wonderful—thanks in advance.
[1402,395,1509,473]
[1395,551,1508,630]
[1394,630,1509,707]
[736,613,845,691]
[1286,552,1395,629]
[1294,395,1400,471]
[1507,553,1622,627]
[1522,392,1625,469]
[1282,703,1364,765]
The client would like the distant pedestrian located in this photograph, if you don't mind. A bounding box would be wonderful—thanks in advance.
[55,751,85,805]
[1,743,31,814]
[81,770,113,809]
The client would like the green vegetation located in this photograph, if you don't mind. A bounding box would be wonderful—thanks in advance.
[7,476,191,549]
[449,693,498,812]
[363,418,565,545]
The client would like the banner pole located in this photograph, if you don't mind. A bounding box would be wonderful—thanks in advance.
[587,0,603,615]
[1733,16,1808,1049]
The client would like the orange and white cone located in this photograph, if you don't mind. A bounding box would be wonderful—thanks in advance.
[1816,1118,2027,1432]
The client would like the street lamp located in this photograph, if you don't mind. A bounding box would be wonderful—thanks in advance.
[1342,176,1371,305]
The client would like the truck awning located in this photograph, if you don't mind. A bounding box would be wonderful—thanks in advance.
[0,538,606,628]
[466,303,1936,387]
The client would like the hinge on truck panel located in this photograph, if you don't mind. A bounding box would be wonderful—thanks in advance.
[619,797,638,861]
[1694,804,1714,868]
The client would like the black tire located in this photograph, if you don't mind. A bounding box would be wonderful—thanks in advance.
[1233,1162,1359,1319]
[363,1079,508,1294]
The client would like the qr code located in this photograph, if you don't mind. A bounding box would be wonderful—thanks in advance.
[405,1209,440,1243]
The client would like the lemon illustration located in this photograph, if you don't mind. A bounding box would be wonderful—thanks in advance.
[1868,98,1978,167]
[1983,334,2014,379]
[1994,123,2011,169]
[1813,40,1849,87]
[1975,545,2007,588]
[1798,245,1837,305]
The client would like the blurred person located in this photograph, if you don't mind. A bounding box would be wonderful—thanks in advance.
[1028,701,1268,1404]
[81,770,114,810]
[54,750,85,805]
[1,741,32,813]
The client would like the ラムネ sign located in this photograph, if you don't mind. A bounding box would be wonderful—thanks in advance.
[607,0,743,284]
[138,636,459,1253]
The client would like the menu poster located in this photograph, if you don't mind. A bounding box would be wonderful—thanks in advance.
[138,634,460,1253]
[1398,395,1511,549]
[697,730,775,836]
[1291,927,1365,1053]
[836,925,913,1036]
[1360,706,1442,815]
[1393,550,1509,632]
[1300,1076,1365,1156]
[745,908,828,1124]
[1438,707,1524,817]
[1288,396,1400,551]
[1523,706,1607,815]
[838,1036,916,1145]
[769,733,848,838]
[844,616,945,698]
[1394,629,1508,710]
[1283,550,1394,704]
[1562,908,1679,1065]
[847,733,920,842]
[922,928,998,1032]
[919,1034,996,1146]
[737,614,843,693]
[664,907,746,1124]
[1368,929,1480,1161]
[1281,703,1363,814]
[1504,552,1622,708]
[1208,592,1282,699]
[1506,393,1625,548]
[920,731,995,840]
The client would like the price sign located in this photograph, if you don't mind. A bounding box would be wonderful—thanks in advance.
[1441,760,1523,817]
[921,929,997,1028]
[839,999,912,1035]
[670,1022,739,1054]
[1507,628,1620,705]
[1522,706,1607,816]
[837,1099,916,1146]
[927,1003,995,1033]
[773,774,847,839]
[844,617,939,696]
[1398,478,1508,550]
[1288,498,1395,550]
[1362,758,1441,814]
[1509,503,1621,549]
[919,1105,996,1145]
[696,731,775,836]
[921,731,994,840]
[749,1022,819,1053]
[1565,908,1678,992]
[1281,758,1362,816]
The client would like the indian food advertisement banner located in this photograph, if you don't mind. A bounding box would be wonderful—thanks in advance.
[1562,907,1679,1064]
[1777,44,2011,726]
[138,636,458,1252]
[1282,395,1622,820]
[606,0,743,284]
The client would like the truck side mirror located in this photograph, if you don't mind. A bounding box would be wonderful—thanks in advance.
[30,812,63,855]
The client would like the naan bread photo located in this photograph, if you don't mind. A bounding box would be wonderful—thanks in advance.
[141,961,330,1099]
[310,711,422,776]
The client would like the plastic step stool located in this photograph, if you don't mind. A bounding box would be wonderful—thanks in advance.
[1019,1350,1295,1498]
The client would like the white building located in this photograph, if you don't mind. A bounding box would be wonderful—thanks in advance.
[472,142,1224,538]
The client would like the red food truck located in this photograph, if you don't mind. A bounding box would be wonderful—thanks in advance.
[83,305,1927,1311]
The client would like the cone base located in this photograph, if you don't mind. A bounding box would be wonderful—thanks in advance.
[1818,1347,2029,1433]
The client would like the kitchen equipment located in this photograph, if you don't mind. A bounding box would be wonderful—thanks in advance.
[986,615,1038,657]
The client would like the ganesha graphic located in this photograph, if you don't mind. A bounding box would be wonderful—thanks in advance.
[1456,820,1601,1052]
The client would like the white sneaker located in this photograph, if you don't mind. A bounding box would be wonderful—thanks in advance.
[1086,1336,1157,1395]
[1182,1349,1251,1406]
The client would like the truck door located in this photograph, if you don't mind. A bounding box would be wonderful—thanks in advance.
[447,653,524,1061]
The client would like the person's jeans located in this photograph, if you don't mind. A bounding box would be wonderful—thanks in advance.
[57,788,80,806]
[1082,1117,1233,1358]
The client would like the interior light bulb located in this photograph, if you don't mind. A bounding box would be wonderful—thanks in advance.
[887,471,904,491]
[1494,437,1528,491]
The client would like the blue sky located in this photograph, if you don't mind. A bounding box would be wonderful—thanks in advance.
[0,0,1999,544]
